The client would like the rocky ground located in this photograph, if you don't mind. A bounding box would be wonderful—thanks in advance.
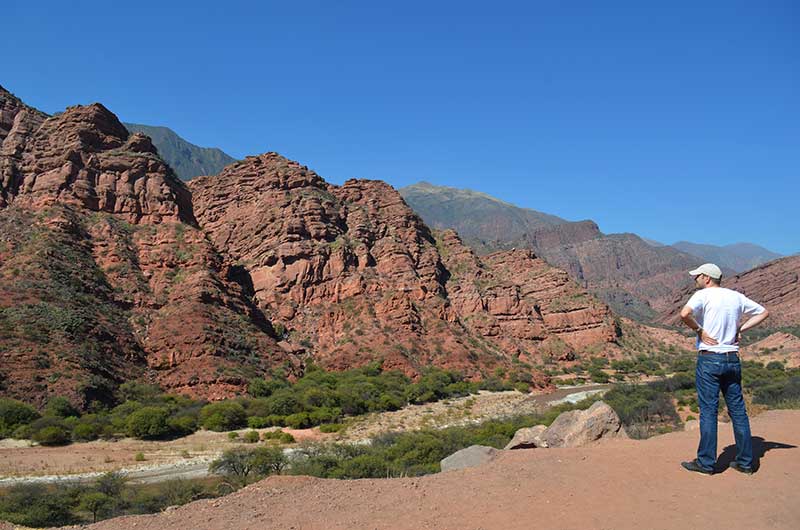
[3,409,794,530]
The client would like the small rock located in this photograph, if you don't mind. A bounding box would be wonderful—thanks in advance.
[504,425,548,449]
[440,445,498,472]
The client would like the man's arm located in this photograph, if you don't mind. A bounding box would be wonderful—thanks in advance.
[680,305,718,346]
[739,309,769,334]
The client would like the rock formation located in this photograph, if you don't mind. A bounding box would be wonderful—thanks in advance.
[440,445,499,472]
[190,153,619,382]
[0,85,620,407]
[0,86,290,407]
[400,182,709,321]
[539,401,627,448]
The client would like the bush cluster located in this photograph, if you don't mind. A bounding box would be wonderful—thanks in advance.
[1,364,523,444]
[0,473,224,526]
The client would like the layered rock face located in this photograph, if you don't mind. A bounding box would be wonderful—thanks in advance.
[190,154,618,380]
[399,181,708,321]
[529,229,704,318]
[0,88,288,407]
[436,230,616,362]
[1,86,192,224]
[1,86,620,407]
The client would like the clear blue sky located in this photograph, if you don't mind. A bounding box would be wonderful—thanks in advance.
[4,0,798,254]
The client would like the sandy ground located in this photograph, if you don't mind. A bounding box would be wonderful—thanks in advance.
[13,408,794,530]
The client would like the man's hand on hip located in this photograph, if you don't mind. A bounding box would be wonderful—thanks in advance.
[700,329,719,346]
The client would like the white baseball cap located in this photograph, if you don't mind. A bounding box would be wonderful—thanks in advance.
[689,263,722,279]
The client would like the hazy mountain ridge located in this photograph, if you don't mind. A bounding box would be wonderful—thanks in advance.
[671,241,782,273]
[399,182,567,254]
[123,123,237,181]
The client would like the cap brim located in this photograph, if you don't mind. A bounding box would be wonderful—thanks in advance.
[689,268,702,276]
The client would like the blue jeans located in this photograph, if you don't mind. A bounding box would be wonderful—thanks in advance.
[695,353,753,470]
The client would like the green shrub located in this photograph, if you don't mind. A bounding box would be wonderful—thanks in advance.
[79,491,112,523]
[134,452,146,461]
[44,396,80,418]
[32,424,72,446]
[199,402,247,431]
[0,484,76,526]
[247,416,271,428]
[243,430,260,443]
[766,361,785,371]
[72,421,100,442]
[261,390,303,416]
[167,414,198,436]
[0,398,40,437]
[126,407,171,439]
[588,368,610,383]
[262,430,296,443]
[228,431,239,440]
[247,377,289,398]
[284,412,311,429]
[117,382,162,403]
[318,423,344,433]
[603,384,679,438]
[753,376,800,408]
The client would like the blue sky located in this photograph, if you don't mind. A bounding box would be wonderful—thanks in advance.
[4,0,798,254]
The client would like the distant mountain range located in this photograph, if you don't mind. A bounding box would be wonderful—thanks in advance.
[671,241,782,273]
[399,182,782,320]
[123,123,236,181]
[123,127,783,320]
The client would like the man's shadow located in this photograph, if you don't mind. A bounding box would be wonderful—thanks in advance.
[716,437,796,473]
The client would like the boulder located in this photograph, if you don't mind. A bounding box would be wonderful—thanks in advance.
[440,445,499,472]
[504,425,548,449]
[541,401,627,448]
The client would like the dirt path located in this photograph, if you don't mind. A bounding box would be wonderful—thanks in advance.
[41,409,799,530]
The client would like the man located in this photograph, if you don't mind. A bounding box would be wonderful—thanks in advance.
[679,263,769,475]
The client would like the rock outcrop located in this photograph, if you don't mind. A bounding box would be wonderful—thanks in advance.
[1,87,192,225]
[190,153,619,380]
[504,425,548,449]
[503,401,627,451]
[440,445,499,472]
[399,181,709,321]
[0,85,621,407]
[0,87,290,407]
[540,401,627,448]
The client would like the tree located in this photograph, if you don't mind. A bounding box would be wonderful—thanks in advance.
[209,446,287,486]
[79,492,112,523]
[209,448,257,485]
[32,425,71,446]
[200,402,247,431]
[0,398,40,437]
[126,407,171,439]
[44,396,79,418]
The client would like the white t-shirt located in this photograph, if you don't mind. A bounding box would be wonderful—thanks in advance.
[685,287,766,353]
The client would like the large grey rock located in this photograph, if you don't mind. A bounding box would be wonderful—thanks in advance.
[541,401,627,448]
[440,445,499,472]
[504,425,548,450]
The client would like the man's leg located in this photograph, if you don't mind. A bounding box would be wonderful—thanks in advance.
[721,358,754,469]
[695,355,721,470]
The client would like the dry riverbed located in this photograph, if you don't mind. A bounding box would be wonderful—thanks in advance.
[0,385,608,485]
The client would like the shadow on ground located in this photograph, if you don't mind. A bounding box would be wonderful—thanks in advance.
[716,436,797,473]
